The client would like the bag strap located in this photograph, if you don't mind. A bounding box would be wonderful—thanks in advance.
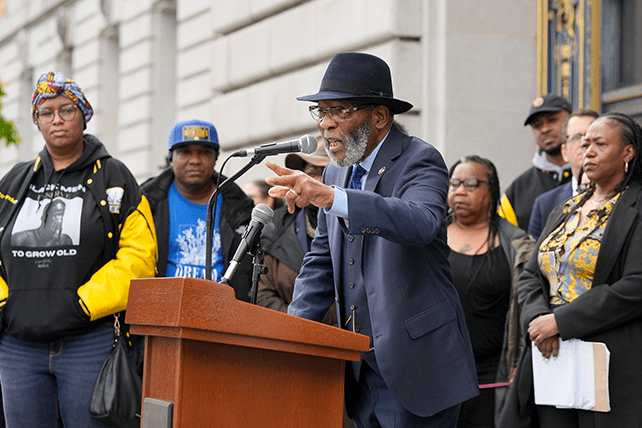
[112,313,130,346]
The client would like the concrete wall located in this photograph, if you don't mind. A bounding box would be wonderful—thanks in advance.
[0,0,538,191]
[430,0,539,188]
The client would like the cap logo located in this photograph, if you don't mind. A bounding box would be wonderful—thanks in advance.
[182,125,209,142]
[533,97,544,108]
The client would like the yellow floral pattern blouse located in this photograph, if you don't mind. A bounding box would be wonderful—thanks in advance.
[538,192,621,305]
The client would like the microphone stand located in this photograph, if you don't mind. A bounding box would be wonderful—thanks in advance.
[248,240,267,305]
[205,153,266,281]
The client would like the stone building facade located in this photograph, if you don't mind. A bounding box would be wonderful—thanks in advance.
[0,0,538,188]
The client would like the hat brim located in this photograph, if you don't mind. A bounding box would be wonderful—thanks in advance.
[297,91,413,115]
[524,107,569,126]
[170,140,220,150]
[285,152,330,171]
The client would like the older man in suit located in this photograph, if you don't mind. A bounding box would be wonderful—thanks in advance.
[266,52,478,428]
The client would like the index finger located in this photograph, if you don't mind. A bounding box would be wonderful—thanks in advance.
[265,161,295,177]
[265,162,298,188]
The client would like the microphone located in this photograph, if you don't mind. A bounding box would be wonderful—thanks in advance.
[220,203,274,285]
[231,134,316,157]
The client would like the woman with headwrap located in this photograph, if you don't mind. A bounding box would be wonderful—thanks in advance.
[0,71,157,427]
[499,112,642,427]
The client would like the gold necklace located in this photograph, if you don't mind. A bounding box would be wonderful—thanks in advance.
[588,192,615,207]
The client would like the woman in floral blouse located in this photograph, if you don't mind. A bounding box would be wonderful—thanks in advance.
[500,112,642,428]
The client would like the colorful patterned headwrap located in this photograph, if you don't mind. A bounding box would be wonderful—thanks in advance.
[31,71,94,125]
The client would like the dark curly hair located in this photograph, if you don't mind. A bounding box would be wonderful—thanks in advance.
[447,155,501,250]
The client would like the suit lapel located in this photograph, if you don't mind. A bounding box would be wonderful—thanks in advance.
[364,125,403,192]
[593,182,641,285]
[341,166,352,189]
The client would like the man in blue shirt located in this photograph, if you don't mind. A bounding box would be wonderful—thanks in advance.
[142,119,254,301]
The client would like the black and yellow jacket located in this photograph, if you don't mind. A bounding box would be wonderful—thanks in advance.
[0,135,157,341]
[498,150,571,231]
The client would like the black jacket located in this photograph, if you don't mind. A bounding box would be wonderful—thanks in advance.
[499,166,571,231]
[499,181,642,427]
[0,135,157,341]
[142,168,254,302]
[261,205,305,273]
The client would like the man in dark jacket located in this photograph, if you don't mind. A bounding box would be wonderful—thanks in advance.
[266,52,478,427]
[498,94,573,231]
[142,119,254,301]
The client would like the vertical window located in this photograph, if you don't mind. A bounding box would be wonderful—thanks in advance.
[618,0,642,87]
[602,0,642,91]
[601,0,642,123]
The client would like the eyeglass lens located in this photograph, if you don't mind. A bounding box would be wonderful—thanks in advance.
[309,105,368,122]
[567,133,585,142]
[38,105,77,124]
[449,178,485,191]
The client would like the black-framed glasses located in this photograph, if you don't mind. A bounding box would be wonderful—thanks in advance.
[37,104,78,125]
[449,178,489,192]
[308,104,371,122]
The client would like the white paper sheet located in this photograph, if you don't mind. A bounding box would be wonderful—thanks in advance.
[532,338,610,412]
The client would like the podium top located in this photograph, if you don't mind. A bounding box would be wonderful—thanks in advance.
[126,277,370,362]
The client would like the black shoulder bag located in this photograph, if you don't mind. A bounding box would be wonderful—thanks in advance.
[89,313,142,427]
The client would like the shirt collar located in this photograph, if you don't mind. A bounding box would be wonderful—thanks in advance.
[571,176,579,195]
[356,129,391,173]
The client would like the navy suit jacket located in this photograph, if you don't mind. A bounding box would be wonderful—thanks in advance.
[527,181,573,240]
[288,125,478,417]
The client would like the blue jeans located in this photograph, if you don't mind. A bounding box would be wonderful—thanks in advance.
[0,325,114,428]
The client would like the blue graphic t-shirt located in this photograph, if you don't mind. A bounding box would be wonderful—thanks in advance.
[167,182,224,280]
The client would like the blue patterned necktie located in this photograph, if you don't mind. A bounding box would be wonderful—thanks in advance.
[349,165,367,190]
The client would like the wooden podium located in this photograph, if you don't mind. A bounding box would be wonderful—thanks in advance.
[126,277,370,428]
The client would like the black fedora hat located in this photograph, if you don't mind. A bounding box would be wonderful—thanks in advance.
[297,52,413,115]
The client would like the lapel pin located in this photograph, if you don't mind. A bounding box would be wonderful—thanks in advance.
[378,167,386,175]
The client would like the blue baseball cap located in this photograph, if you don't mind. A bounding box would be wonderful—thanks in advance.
[167,119,220,151]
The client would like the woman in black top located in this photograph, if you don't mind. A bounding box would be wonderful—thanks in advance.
[447,156,534,427]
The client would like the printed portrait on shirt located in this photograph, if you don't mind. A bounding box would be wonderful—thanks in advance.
[12,196,82,247]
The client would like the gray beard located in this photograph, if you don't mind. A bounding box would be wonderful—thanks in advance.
[323,119,372,168]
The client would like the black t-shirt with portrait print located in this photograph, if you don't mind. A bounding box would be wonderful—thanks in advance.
[0,145,107,342]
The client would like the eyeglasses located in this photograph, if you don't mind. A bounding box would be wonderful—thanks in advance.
[304,166,325,177]
[37,104,78,125]
[308,104,371,122]
[566,133,585,142]
[449,178,489,192]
